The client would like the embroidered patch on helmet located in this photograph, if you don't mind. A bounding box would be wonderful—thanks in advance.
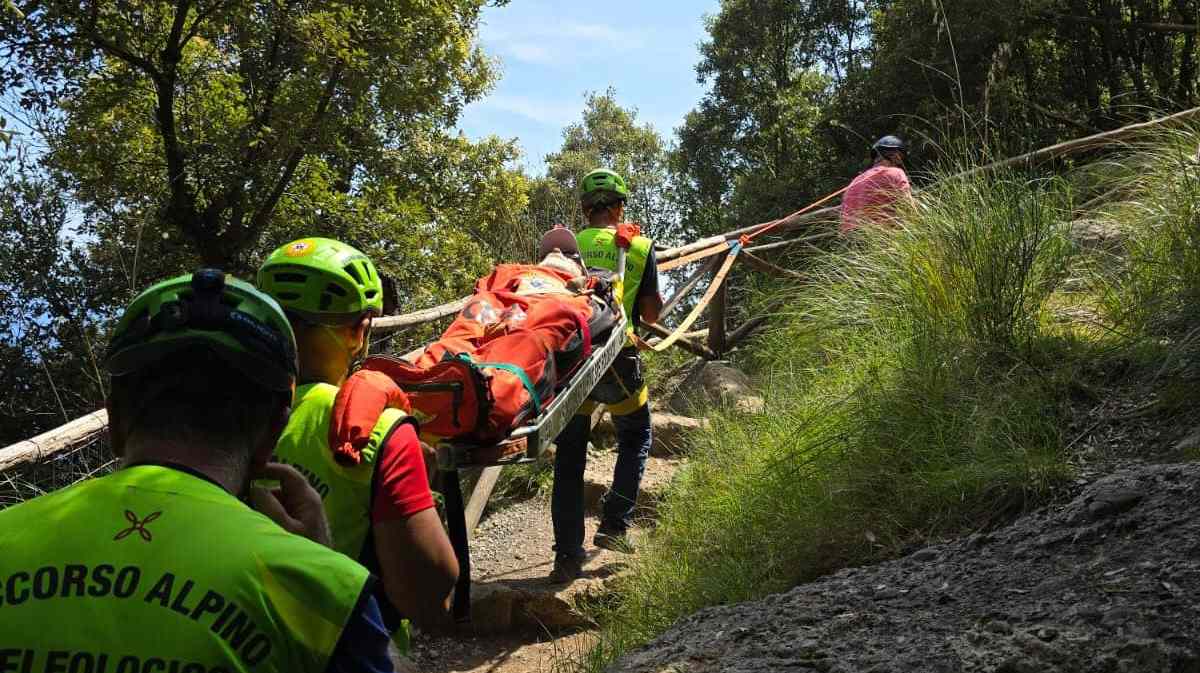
[285,240,315,257]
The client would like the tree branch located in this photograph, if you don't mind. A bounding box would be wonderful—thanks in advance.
[84,1,159,78]
[180,0,234,46]
[1051,13,1199,34]
[153,0,207,261]
[1018,96,1102,134]
[250,62,345,234]
[164,0,192,62]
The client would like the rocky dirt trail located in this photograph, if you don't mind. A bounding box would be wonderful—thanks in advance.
[611,461,1200,673]
[399,427,691,673]
[393,361,769,673]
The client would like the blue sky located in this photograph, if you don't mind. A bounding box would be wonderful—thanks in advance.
[457,1,722,174]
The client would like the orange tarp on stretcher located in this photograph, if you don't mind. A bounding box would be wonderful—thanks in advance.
[361,263,616,443]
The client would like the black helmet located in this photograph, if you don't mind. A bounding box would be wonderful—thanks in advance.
[872,135,908,157]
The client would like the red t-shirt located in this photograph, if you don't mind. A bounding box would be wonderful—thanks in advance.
[840,164,912,234]
[370,422,435,522]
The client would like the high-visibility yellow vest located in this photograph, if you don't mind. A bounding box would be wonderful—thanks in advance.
[577,226,652,320]
[0,464,370,672]
[273,382,413,563]
[272,382,415,652]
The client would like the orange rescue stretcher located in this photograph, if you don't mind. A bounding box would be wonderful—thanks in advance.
[366,244,632,622]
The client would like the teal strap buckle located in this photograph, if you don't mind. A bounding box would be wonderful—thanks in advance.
[457,353,543,417]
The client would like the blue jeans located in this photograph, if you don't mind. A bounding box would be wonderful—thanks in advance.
[551,403,652,559]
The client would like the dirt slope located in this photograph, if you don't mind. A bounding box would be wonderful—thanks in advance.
[611,462,1200,673]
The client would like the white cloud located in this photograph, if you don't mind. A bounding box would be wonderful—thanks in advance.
[558,21,625,45]
[483,95,582,126]
[507,43,555,65]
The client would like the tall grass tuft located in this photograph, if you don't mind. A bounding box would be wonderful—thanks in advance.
[1096,126,1200,336]
[581,168,1086,669]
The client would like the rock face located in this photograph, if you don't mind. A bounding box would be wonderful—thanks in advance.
[667,361,765,416]
[610,463,1200,673]
[470,576,609,633]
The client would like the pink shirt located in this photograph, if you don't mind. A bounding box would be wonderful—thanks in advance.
[839,164,912,234]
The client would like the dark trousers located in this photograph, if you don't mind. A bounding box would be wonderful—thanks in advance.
[551,403,652,559]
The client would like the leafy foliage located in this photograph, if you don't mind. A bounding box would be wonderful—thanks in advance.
[0,148,106,441]
[524,90,680,245]
[673,0,863,237]
[0,0,525,443]
[674,0,1200,240]
[2,0,500,269]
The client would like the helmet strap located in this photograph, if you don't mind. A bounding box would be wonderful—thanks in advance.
[348,317,372,374]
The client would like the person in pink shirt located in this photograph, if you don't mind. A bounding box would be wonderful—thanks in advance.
[840,135,915,234]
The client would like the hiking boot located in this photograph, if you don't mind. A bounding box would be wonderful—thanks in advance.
[548,555,583,584]
[593,527,635,554]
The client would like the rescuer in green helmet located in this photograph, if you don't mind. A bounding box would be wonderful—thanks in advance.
[0,269,396,672]
[258,238,458,640]
[550,168,664,583]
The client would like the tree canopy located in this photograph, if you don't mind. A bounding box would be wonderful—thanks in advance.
[0,0,524,442]
[524,90,679,245]
[673,0,1200,238]
[4,0,502,266]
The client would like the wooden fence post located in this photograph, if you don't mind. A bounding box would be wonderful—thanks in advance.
[707,265,728,356]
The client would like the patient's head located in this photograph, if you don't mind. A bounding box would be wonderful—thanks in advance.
[539,249,583,277]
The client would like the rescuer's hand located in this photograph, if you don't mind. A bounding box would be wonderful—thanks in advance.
[250,462,333,548]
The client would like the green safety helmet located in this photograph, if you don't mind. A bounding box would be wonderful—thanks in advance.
[257,237,384,325]
[580,168,630,208]
[105,269,299,393]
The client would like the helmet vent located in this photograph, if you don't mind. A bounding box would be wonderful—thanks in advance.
[325,283,347,297]
[344,264,363,284]
[277,292,301,301]
[274,272,307,284]
[365,289,378,298]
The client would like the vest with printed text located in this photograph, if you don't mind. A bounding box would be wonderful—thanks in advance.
[0,464,370,673]
[576,226,652,320]
[273,382,413,563]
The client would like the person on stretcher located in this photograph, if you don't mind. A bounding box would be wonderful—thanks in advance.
[332,227,619,452]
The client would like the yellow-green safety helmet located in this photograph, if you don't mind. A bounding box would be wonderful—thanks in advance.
[257,238,384,325]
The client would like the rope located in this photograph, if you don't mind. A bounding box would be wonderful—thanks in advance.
[737,185,850,246]
[658,185,849,274]
[659,241,733,272]
[646,242,742,353]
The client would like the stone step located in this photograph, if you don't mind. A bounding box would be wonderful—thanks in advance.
[468,570,619,634]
